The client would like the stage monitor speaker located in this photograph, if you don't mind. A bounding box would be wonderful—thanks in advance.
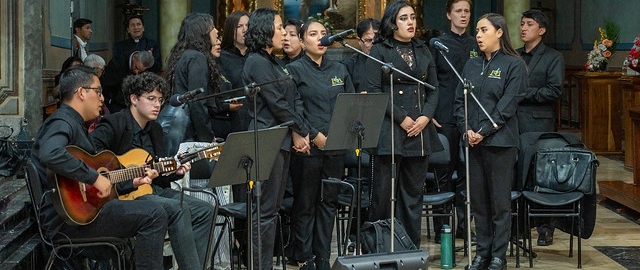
[331,250,429,270]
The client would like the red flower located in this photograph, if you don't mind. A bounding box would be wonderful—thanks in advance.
[603,51,612,58]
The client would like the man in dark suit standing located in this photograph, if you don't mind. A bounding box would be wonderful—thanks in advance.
[517,9,565,246]
[113,16,162,73]
[517,9,564,134]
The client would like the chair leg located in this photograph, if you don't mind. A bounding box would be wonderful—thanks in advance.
[578,201,582,269]
[526,202,533,268]
[515,199,520,268]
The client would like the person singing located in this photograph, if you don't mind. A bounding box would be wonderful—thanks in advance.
[364,0,441,247]
[286,20,355,270]
[242,8,309,270]
[453,13,527,270]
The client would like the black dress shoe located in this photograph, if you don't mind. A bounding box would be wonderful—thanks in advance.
[537,232,554,246]
[467,255,490,270]
[487,257,506,270]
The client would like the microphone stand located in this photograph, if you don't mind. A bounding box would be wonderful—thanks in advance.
[435,48,498,268]
[241,75,292,270]
[336,39,436,253]
[187,76,293,103]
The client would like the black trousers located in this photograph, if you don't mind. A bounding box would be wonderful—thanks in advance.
[58,199,168,270]
[468,145,517,259]
[369,155,429,246]
[251,150,289,270]
[289,150,345,261]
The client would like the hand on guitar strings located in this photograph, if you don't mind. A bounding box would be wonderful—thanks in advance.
[133,168,159,187]
[175,162,191,176]
[94,175,112,198]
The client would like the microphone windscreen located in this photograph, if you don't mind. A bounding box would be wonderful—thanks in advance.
[320,36,333,47]
[169,94,182,107]
[429,38,440,48]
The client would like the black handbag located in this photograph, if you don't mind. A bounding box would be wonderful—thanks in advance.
[0,126,24,177]
[533,147,599,194]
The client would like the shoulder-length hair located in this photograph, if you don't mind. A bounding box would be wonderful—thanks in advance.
[379,1,415,40]
[164,12,219,94]
[245,8,278,53]
[478,13,519,58]
[221,10,250,50]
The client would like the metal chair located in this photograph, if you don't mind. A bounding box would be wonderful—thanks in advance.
[523,190,584,268]
[23,160,130,270]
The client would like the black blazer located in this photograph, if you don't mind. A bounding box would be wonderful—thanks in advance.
[516,43,564,133]
[364,38,442,156]
[91,110,180,189]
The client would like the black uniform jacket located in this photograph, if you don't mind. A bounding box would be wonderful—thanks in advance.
[432,30,478,125]
[516,43,564,133]
[343,53,369,93]
[91,109,182,190]
[454,50,527,148]
[287,54,355,154]
[243,49,309,151]
[364,38,442,156]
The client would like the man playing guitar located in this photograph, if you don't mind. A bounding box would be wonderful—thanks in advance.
[90,72,215,270]
[31,65,168,270]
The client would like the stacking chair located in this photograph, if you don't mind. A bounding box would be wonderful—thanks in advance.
[23,160,130,270]
[520,134,598,269]
[422,133,456,262]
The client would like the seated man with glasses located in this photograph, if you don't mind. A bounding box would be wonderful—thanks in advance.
[91,72,216,270]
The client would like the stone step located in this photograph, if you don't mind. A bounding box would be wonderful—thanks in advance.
[0,235,40,270]
[0,218,37,263]
[0,179,31,236]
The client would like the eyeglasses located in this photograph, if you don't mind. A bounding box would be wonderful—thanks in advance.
[82,86,103,96]
[142,95,165,105]
[360,38,374,44]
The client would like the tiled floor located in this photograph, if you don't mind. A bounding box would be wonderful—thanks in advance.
[267,154,640,269]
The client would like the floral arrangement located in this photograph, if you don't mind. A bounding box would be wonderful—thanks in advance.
[585,20,620,72]
[308,13,335,33]
[625,34,640,72]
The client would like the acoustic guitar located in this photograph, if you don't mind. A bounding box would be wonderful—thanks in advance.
[49,143,223,225]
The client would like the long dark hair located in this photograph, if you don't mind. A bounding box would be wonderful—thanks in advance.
[221,10,250,50]
[379,1,415,40]
[245,8,278,53]
[164,12,219,94]
[478,13,519,58]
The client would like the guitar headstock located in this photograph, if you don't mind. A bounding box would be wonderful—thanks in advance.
[178,142,224,164]
[156,158,179,173]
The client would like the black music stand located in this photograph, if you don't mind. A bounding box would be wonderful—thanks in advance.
[323,93,388,254]
[207,127,288,270]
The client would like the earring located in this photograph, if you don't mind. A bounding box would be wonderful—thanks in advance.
[393,26,398,30]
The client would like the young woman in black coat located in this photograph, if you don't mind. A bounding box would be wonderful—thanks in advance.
[364,0,441,247]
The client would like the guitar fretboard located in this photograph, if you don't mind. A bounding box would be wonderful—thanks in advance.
[103,160,177,184]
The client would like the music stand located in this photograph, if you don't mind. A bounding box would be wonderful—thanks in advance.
[323,93,388,254]
[207,127,288,270]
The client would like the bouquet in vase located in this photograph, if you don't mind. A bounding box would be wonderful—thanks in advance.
[625,34,640,73]
[585,20,620,72]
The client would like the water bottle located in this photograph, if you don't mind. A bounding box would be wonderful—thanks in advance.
[440,224,453,269]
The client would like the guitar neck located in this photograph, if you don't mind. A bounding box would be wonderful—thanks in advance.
[104,159,177,184]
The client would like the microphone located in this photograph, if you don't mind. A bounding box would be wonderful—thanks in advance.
[429,38,450,53]
[169,88,205,106]
[320,29,355,46]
